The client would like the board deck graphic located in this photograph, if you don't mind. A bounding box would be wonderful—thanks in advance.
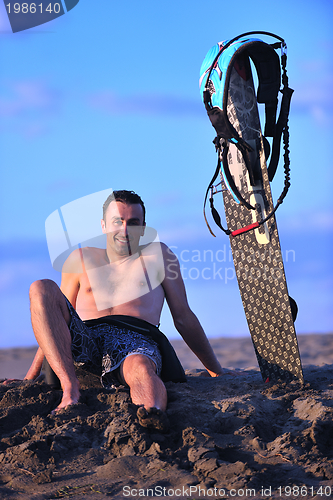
[219,54,303,383]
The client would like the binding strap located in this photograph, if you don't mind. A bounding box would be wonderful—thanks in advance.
[219,139,255,209]
[203,148,231,237]
[267,51,294,181]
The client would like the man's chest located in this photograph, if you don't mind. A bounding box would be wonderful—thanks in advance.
[79,254,164,309]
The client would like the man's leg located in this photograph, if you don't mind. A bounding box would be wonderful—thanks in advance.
[119,354,169,431]
[119,354,167,411]
[29,279,80,412]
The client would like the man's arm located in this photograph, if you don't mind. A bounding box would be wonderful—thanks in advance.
[25,347,45,380]
[60,248,83,307]
[161,244,223,377]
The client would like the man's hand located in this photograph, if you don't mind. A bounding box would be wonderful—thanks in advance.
[206,369,223,377]
[1,378,21,385]
[1,347,45,386]
[207,368,244,377]
[1,374,44,385]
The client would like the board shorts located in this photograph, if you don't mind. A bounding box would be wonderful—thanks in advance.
[65,297,163,389]
[64,296,187,387]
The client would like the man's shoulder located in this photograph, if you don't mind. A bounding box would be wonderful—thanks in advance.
[140,241,174,259]
[62,247,105,273]
[159,242,177,260]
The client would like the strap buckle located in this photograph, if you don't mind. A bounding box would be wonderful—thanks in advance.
[281,41,287,57]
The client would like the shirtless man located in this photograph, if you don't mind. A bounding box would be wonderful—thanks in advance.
[23,190,223,430]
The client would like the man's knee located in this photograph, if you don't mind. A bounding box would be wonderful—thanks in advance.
[128,354,157,374]
[29,279,59,301]
[120,354,157,385]
[29,279,70,323]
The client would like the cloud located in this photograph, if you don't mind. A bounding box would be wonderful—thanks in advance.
[88,90,203,118]
[0,260,41,292]
[0,80,61,116]
[279,209,333,234]
[87,72,333,126]
[46,178,80,193]
[0,79,62,137]
[291,70,333,125]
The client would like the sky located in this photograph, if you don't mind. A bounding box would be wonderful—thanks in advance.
[0,0,332,348]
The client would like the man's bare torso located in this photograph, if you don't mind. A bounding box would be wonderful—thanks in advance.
[63,243,166,326]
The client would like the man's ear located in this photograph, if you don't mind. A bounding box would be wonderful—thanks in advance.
[141,222,146,236]
[101,219,107,234]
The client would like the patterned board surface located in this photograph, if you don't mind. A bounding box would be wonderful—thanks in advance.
[221,55,303,383]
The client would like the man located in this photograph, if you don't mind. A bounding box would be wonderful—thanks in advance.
[24,190,223,431]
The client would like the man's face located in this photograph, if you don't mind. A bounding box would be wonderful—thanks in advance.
[101,201,145,257]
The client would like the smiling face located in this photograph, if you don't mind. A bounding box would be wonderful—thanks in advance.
[101,200,146,259]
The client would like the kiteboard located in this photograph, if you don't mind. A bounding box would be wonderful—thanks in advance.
[200,32,303,383]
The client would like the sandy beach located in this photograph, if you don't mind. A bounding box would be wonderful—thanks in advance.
[0,333,332,499]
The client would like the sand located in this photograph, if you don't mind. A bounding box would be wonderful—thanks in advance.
[0,333,333,499]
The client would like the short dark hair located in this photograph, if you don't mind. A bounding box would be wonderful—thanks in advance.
[103,190,146,224]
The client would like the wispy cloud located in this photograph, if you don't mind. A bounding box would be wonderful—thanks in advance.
[0,80,61,115]
[279,209,333,233]
[88,90,203,118]
[87,74,333,126]
[291,64,333,125]
[0,79,62,137]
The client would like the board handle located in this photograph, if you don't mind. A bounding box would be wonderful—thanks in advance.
[231,222,260,237]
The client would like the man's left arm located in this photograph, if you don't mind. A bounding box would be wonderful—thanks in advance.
[160,244,223,377]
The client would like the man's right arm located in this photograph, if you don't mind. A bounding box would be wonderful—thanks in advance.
[60,248,83,307]
[24,347,45,380]
[161,244,223,376]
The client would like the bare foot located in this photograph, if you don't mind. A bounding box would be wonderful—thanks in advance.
[137,406,170,433]
[51,379,81,415]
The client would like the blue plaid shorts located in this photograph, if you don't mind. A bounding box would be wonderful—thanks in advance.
[65,297,162,389]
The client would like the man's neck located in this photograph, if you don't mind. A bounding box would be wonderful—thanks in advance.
[105,246,140,264]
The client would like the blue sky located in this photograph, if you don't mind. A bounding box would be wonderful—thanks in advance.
[0,0,332,347]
